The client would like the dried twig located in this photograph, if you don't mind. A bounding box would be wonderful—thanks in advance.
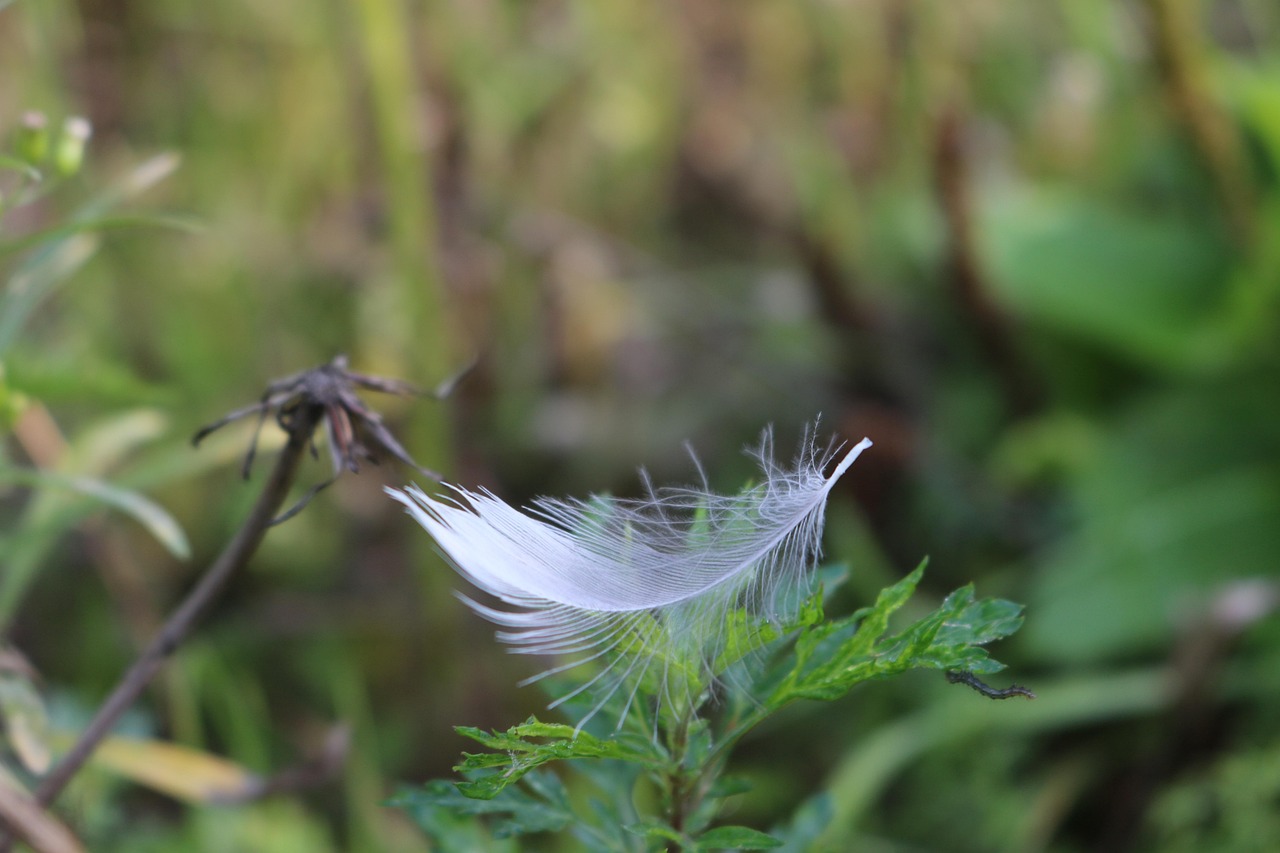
[0,358,447,849]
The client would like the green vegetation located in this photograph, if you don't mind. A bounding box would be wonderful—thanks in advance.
[3,0,1279,850]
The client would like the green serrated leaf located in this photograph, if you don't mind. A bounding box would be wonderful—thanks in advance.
[773,560,927,699]
[846,559,928,654]
[625,820,684,841]
[715,608,785,672]
[765,560,1024,707]
[694,825,784,850]
[453,719,660,799]
[390,775,570,845]
[935,597,1026,646]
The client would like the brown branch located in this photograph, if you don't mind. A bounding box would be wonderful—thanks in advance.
[0,403,323,849]
[934,109,1044,417]
[1144,0,1255,244]
[0,783,84,853]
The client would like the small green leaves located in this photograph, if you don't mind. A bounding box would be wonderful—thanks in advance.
[452,719,662,799]
[625,822,783,851]
[767,559,1024,706]
[694,825,784,850]
[390,773,572,845]
[721,570,831,671]
[0,465,191,560]
[400,560,1028,849]
[626,821,687,845]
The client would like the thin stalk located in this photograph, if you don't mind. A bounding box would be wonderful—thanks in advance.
[659,695,729,851]
[348,0,454,462]
[0,404,322,848]
[1144,0,1256,243]
[664,706,697,846]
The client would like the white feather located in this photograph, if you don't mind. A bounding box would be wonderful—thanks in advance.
[387,429,872,724]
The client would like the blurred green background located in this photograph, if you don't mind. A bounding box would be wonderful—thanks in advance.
[3,0,1280,850]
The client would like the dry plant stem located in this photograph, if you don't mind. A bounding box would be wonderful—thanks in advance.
[934,109,1043,417]
[16,406,322,831]
[0,784,85,853]
[1144,0,1255,244]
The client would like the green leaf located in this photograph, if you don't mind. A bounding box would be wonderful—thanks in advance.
[0,407,182,628]
[1023,379,1280,662]
[770,560,925,702]
[935,596,1026,647]
[844,559,927,654]
[423,561,1029,849]
[390,774,570,845]
[0,214,202,261]
[0,153,42,182]
[0,465,190,560]
[770,793,834,853]
[0,664,50,774]
[0,152,180,358]
[0,233,98,358]
[694,825,783,850]
[980,188,1234,370]
[766,560,1023,706]
[453,718,662,799]
[716,573,828,674]
[625,821,686,843]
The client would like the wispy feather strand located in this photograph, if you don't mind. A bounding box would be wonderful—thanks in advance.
[388,428,872,726]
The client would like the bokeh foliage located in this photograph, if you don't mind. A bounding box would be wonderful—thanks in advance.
[2,0,1279,850]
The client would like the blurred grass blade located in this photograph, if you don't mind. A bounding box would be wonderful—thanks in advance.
[57,408,169,475]
[817,669,1174,847]
[0,409,185,628]
[87,736,260,804]
[69,152,180,218]
[0,234,97,357]
[0,214,203,260]
[0,465,190,560]
[0,152,182,358]
[0,668,51,773]
[0,153,42,182]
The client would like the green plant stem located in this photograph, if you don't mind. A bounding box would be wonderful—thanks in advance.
[349,0,454,462]
[660,697,726,851]
[0,405,322,849]
[666,710,693,843]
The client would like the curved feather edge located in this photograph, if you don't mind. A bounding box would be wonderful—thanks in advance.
[388,432,872,724]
